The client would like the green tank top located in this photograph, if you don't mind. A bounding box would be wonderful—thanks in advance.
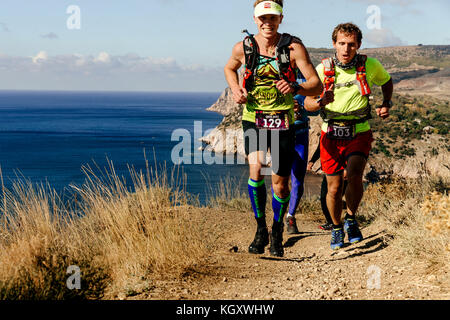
[242,55,295,124]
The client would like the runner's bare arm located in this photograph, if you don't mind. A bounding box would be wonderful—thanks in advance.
[377,78,393,119]
[292,42,323,96]
[381,78,393,102]
[304,88,334,112]
[224,42,248,104]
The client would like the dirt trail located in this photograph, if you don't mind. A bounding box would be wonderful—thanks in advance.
[134,208,449,301]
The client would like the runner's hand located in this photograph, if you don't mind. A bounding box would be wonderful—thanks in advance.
[320,87,334,107]
[232,87,248,104]
[307,162,314,171]
[275,80,295,95]
[376,106,390,119]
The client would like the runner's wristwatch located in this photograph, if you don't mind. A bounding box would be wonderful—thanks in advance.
[290,82,301,95]
[378,100,393,109]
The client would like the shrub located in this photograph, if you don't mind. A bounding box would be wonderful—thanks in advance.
[360,176,450,268]
[0,161,211,299]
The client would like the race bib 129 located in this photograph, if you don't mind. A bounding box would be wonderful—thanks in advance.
[255,110,290,131]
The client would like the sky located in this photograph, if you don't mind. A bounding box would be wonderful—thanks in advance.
[0,0,449,92]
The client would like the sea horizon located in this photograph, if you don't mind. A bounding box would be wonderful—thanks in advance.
[0,89,223,95]
[0,90,251,204]
[0,90,323,204]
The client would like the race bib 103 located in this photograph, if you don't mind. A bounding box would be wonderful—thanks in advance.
[326,123,356,140]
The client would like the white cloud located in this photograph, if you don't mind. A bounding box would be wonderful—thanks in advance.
[32,51,48,64]
[365,28,406,47]
[0,52,225,92]
[95,52,111,63]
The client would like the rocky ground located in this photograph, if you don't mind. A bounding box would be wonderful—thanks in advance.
[129,207,449,301]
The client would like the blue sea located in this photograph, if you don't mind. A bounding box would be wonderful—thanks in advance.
[0,91,321,205]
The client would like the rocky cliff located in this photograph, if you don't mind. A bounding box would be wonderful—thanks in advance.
[201,87,245,155]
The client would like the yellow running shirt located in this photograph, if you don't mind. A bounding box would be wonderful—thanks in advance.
[242,55,295,124]
[316,57,391,134]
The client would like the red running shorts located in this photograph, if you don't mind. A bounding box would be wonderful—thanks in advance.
[320,130,374,175]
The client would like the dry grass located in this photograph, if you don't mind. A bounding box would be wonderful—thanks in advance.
[360,176,449,270]
[0,161,211,300]
[0,180,110,300]
[205,175,249,211]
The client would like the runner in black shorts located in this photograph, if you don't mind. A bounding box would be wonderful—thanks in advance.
[242,120,295,177]
[224,0,322,257]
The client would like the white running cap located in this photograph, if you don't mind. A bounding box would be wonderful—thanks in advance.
[254,1,283,18]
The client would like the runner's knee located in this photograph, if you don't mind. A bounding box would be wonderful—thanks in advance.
[272,180,290,198]
[327,186,342,199]
[326,178,343,199]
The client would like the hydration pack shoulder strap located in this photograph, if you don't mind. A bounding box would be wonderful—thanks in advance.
[355,54,371,97]
[275,33,296,83]
[242,34,259,92]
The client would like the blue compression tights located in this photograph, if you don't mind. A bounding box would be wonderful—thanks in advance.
[288,130,309,216]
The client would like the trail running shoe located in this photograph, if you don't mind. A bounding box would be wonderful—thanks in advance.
[319,222,333,231]
[269,225,284,257]
[248,227,269,254]
[344,218,363,244]
[285,216,300,234]
[330,228,345,250]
